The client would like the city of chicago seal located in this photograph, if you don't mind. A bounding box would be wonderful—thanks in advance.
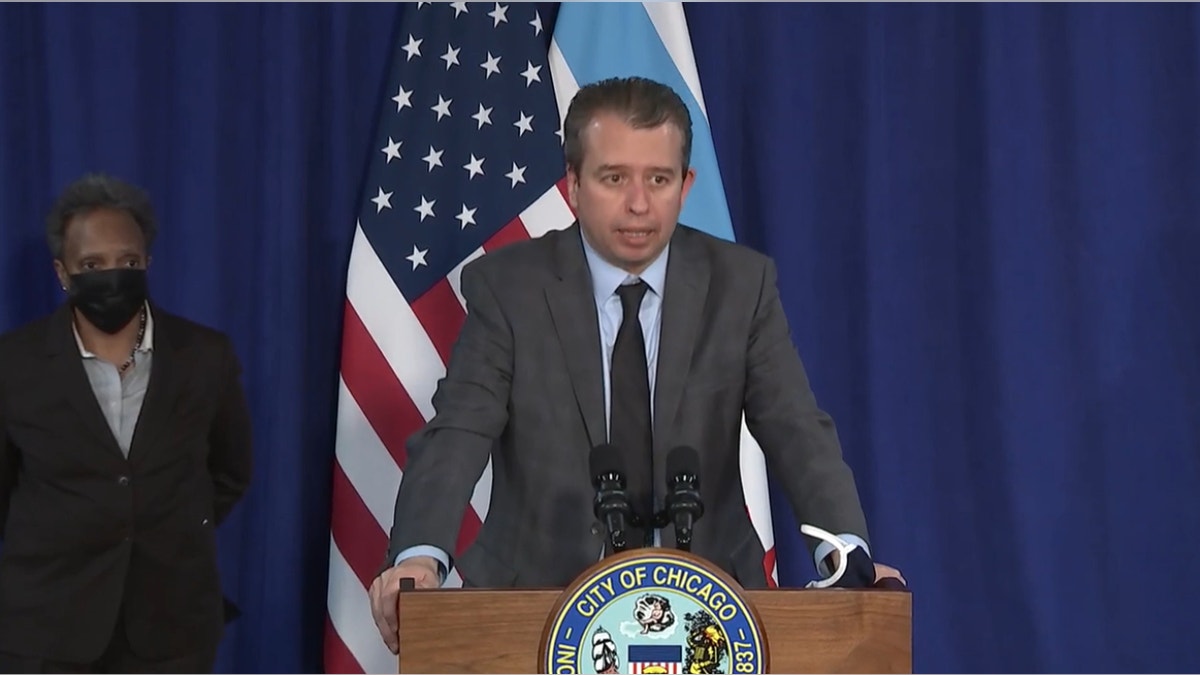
[541,550,766,674]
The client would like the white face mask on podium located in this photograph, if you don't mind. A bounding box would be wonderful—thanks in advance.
[800,524,862,589]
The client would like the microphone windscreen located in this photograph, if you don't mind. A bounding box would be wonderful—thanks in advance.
[589,443,624,480]
[666,445,700,480]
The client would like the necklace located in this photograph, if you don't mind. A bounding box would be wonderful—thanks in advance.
[117,308,148,376]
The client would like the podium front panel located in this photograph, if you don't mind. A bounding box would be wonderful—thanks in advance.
[397,588,910,673]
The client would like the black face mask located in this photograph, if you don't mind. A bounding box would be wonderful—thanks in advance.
[67,268,148,334]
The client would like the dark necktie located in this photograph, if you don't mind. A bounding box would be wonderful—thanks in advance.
[609,280,653,547]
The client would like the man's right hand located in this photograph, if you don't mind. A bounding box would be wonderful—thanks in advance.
[369,555,441,654]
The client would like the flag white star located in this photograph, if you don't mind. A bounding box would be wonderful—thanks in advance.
[440,44,461,70]
[513,112,534,136]
[521,61,542,86]
[371,187,393,213]
[472,104,494,130]
[417,1,430,7]
[555,127,565,144]
[480,52,501,78]
[456,204,478,229]
[505,163,527,187]
[488,3,509,27]
[406,245,429,270]
[414,196,436,221]
[422,146,444,171]
[391,85,413,112]
[381,137,402,163]
[530,11,543,35]
[401,34,422,61]
[463,154,485,180]
[431,95,452,121]
[450,1,468,16]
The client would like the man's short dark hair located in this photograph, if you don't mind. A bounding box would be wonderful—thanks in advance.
[563,76,693,174]
[45,173,158,260]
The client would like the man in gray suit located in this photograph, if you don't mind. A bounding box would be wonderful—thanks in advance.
[369,77,903,653]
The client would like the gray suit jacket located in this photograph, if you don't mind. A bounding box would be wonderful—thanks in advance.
[386,223,869,589]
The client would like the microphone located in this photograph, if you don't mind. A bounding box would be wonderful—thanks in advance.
[590,444,635,553]
[664,446,704,551]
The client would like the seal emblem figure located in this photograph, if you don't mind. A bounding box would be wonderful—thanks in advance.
[541,550,767,674]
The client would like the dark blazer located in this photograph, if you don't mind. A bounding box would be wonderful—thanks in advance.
[0,304,252,663]
[386,223,869,589]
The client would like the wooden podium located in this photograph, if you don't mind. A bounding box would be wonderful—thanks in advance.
[396,549,911,673]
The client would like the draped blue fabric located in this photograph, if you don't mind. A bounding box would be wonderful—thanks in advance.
[0,2,1196,672]
[685,5,1200,672]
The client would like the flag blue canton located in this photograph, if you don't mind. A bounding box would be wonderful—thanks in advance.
[357,1,563,301]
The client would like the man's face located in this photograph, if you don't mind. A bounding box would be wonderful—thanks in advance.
[567,112,696,275]
[53,206,149,286]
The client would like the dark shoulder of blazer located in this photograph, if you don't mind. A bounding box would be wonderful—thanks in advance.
[0,308,58,362]
[672,223,775,275]
[149,305,236,355]
[0,303,236,381]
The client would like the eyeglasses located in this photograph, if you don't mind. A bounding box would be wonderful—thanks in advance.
[800,524,861,589]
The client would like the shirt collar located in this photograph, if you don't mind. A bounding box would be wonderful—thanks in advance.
[73,302,155,358]
[580,228,670,305]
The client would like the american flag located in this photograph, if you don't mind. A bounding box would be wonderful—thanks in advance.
[324,3,570,672]
[325,3,777,673]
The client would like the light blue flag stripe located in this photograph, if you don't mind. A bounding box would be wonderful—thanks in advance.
[553,2,736,243]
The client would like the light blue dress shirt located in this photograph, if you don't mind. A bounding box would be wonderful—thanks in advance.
[73,304,154,456]
[397,230,869,583]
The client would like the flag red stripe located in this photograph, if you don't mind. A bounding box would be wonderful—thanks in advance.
[483,216,532,252]
[339,300,424,468]
[323,616,365,674]
[454,507,483,559]
[329,462,390,588]
[763,546,778,588]
[410,279,467,366]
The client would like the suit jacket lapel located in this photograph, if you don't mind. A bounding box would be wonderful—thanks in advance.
[654,227,710,452]
[44,305,125,459]
[127,305,182,464]
[545,224,607,448]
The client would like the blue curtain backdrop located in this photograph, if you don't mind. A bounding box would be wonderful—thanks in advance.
[1,3,1197,673]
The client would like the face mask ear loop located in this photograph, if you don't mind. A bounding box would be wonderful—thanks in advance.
[800,523,859,589]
